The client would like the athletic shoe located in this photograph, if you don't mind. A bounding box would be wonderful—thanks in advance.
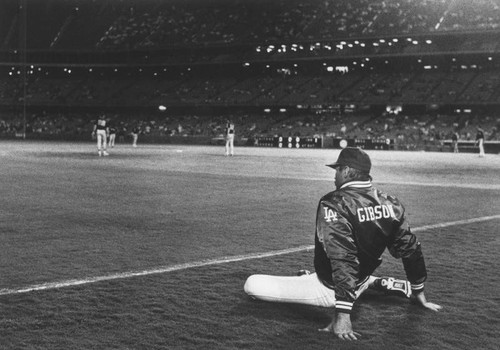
[372,277,411,298]
[297,269,311,276]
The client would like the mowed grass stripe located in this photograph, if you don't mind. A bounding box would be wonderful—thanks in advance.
[1,214,499,296]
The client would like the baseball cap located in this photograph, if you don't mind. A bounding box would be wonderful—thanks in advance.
[326,147,371,174]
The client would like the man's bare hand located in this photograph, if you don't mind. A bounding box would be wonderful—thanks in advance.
[418,300,442,312]
[318,313,361,341]
[413,292,442,312]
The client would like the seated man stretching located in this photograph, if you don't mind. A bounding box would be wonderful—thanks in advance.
[244,147,442,341]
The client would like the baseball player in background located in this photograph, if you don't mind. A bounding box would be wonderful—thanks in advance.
[92,114,109,156]
[451,130,459,153]
[108,123,117,148]
[475,127,485,157]
[244,147,442,341]
[131,125,140,147]
[225,119,235,156]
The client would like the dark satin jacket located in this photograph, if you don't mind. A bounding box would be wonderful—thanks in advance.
[314,180,426,314]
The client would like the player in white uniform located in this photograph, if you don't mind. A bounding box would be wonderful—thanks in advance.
[475,127,485,157]
[108,124,117,148]
[225,120,235,156]
[131,126,140,147]
[92,115,109,156]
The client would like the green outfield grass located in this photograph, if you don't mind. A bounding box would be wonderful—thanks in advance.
[0,141,499,350]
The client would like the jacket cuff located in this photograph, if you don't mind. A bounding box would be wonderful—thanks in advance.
[335,300,353,314]
[411,282,425,294]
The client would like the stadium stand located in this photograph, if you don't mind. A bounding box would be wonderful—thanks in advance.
[1,0,500,151]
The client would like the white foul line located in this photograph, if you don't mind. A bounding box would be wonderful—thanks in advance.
[1,214,499,296]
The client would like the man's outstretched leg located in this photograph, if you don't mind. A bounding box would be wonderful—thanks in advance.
[244,273,336,308]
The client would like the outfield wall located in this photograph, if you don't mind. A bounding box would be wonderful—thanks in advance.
[2,133,499,153]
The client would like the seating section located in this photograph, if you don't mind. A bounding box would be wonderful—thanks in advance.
[1,0,500,49]
[0,1,499,147]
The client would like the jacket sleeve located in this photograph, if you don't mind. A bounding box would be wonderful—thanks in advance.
[387,204,427,294]
[317,199,359,314]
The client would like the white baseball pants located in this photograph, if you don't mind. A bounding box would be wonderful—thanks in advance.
[244,273,374,308]
[96,130,107,151]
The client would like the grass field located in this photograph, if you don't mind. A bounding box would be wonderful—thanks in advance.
[0,141,499,350]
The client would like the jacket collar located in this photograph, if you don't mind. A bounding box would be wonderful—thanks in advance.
[340,180,372,190]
